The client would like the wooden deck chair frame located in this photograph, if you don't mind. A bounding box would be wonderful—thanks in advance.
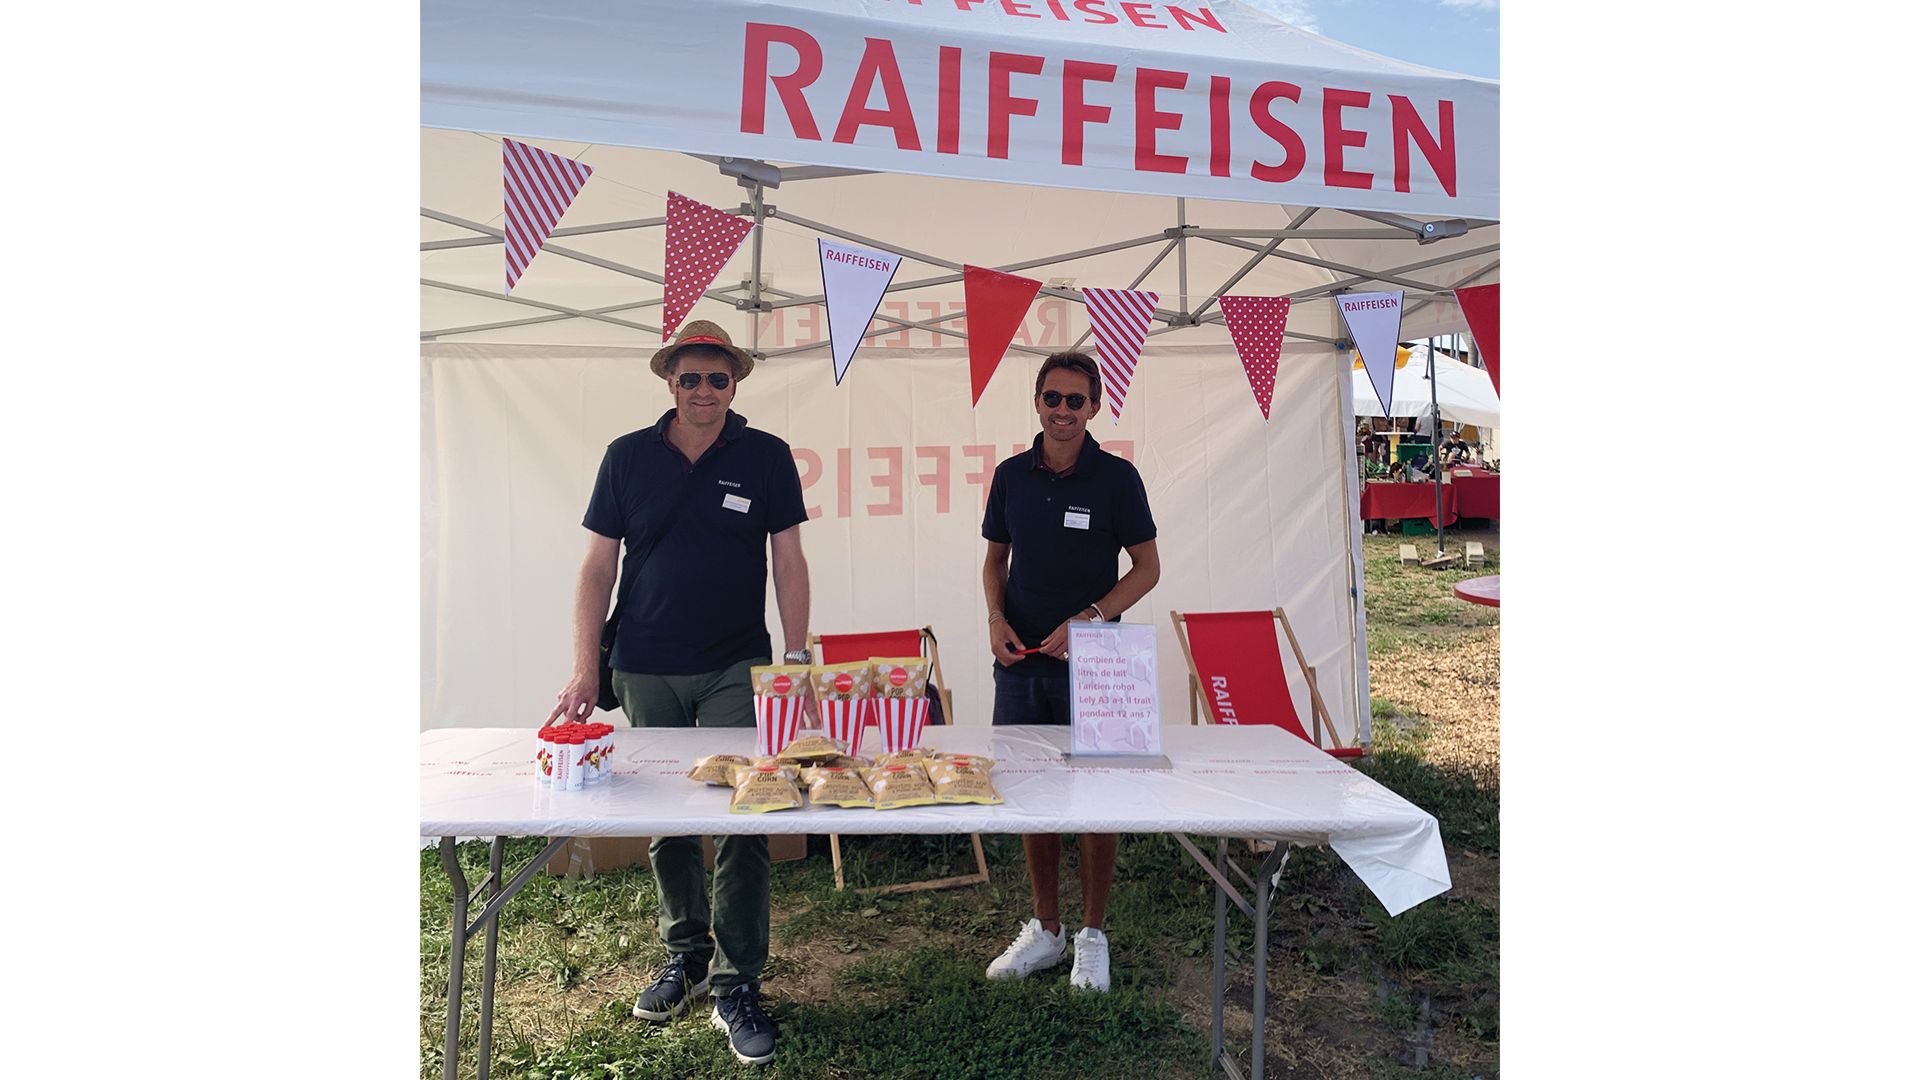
[807,626,990,895]
[1169,608,1355,755]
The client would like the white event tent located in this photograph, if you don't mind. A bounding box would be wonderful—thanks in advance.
[420,0,1501,747]
[1353,344,1501,430]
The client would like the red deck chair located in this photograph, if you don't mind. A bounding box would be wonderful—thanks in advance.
[1169,609,1366,760]
[807,627,989,894]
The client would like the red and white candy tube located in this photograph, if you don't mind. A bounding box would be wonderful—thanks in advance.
[535,727,556,786]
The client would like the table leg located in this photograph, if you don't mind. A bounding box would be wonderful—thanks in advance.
[478,836,505,1080]
[438,837,468,1080]
[1212,836,1227,1070]
[1251,861,1270,1080]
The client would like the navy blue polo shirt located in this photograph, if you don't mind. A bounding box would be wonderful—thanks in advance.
[583,409,807,675]
[981,432,1156,678]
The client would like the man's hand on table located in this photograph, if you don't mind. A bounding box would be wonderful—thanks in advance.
[547,670,598,726]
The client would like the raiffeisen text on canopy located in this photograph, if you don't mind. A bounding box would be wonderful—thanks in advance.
[740,7,1465,203]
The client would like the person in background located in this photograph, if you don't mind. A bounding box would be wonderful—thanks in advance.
[980,351,1160,994]
[1405,454,1431,483]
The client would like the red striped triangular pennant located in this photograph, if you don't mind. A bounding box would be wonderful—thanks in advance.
[1083,287,1159,423]
[662,192,756,341]
[962,266,1042,406]
[1217,296,1292,422]
[1453,283,1500,397]
[502,138,592,294]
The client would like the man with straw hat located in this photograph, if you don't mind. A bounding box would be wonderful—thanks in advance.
[548,319,812,1067]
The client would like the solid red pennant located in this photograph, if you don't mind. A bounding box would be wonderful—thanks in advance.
[1454,283,1500,397]
[962,266,1042,406]
[662,191,755,341]
[1217,295,1292,422]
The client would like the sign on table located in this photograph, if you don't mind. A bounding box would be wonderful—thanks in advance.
[1068,622,1161,756]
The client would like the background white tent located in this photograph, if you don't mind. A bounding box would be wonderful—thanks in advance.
[1352,344,1501,430]
[420,0,1500,748]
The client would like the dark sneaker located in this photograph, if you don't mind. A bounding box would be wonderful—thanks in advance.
[709,983,776,1066]
[632,954,710,1022]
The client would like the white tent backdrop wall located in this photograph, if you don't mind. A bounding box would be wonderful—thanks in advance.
[420,0,1500,747]
[424,340,1365,742]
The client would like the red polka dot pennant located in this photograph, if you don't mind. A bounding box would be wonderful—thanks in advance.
[1084,287,1159,424]
[1217,295,1293,422]
[502,138,592,294]
[662,191,756,341]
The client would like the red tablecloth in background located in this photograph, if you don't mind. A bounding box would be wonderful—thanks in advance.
[1453,475,1500,519]
[1361,482,1457,526]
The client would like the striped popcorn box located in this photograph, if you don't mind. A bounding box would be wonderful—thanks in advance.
[753,694,807,757]
[820,697,870,757]
[877,696,931,755]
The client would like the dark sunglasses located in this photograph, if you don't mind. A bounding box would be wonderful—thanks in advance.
[1040,390,1088,410]
[676,371,733,390]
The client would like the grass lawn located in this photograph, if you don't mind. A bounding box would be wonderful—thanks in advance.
[421,529,1500,1078]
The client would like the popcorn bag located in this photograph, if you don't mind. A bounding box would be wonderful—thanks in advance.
[809,661,873,756]
[875,695,931,754]
[750,664,811,757]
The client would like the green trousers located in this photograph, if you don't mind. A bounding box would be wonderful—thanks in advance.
[612,658,769,992]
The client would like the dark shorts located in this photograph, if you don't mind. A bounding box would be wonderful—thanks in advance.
[991,665,1072,726]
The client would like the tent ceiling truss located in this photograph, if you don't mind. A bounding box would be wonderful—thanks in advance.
[422,153,1497,353]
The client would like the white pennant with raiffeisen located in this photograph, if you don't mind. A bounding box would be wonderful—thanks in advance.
[1336,291,1406,418]
[818,239,904,385]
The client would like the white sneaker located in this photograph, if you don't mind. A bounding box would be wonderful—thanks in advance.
[1069,927,1111,992]
[985,918,1067,980]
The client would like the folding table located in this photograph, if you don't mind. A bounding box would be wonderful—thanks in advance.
[423,724,1450,1080]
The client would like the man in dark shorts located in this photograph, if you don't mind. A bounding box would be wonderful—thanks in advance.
[979,350,1160,993]
[547,319,813,1067]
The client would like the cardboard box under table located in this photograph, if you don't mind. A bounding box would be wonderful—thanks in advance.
[423,725,1451,1080]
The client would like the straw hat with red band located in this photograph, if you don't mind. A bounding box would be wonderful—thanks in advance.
[650,319,757,382]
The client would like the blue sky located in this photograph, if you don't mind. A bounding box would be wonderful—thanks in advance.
[1242,0,1499,79]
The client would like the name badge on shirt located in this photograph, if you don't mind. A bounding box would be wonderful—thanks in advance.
[1063,510,1090,530]
[722,493,752,514]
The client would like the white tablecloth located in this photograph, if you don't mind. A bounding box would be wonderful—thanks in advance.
[422,724,1450,915]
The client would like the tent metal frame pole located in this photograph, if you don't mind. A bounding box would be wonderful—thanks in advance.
[420,199,1495,352]
[1177,197,1189,319]
[1182,226,1411,241]
[421,278,662,336]
[1145,322,1342,347]
[1430,337,1445,554]
[748,182,767,355]
[1196,234,1495,295]
[758,233,1169,308]
[420,215,673,251]
[1189,207,1318,323]
[1402,259,1500,320]
[1071,238,1183,352]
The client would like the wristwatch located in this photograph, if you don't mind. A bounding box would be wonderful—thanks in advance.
[783,648,813,664]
